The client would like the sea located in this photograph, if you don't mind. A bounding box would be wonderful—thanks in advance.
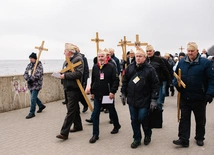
[0,59,94,76]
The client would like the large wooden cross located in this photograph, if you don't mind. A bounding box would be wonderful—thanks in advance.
[61,57,93,112]
[117,36,131,65]
[179,46,184,52]
[174,69,186,122]
[91,32,104,54]
[33,41,48,76]
[127,34,148,50]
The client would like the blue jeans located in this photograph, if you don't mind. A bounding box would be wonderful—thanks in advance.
[92,98,120,136]
[128,105,152,142]
[29,90,44,114]
[157,81,167,110]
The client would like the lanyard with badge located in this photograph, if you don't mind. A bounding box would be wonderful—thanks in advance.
[132,70,144,84]
[99,64,104,80]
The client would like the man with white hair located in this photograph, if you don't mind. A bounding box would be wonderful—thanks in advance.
[89,49,121,143]
[173,42,214,147]
[121,48,159,148]
[56,43,84,140]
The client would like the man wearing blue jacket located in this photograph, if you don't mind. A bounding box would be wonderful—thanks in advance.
[173,42,214,147]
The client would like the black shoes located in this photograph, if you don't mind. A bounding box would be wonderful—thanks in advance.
[111,125,121,134]
[26,113,35,119]
[56,134,68,140]
[109,120,113,124]
[89,135,99,143]
[37,105,46,113]
[104,109,109,113]
[196,140,204,146]
[144,136,151,145]
[85,119,93,123]
[69,128,83,132]
[131,141,141,148]
[62,101,67,105]
[82,106,88,113]
[173,139,189,147]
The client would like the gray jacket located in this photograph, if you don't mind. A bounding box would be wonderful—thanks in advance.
[62,52,84,91]
[23,61,43,90]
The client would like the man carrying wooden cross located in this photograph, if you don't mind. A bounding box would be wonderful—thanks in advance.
[56,43,84,140]
[24,52,46,119]
[173,42,214,147]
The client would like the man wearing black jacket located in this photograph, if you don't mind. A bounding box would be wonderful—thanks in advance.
[121,48,159,148]
[89,49,121,143]
[146,45,171,110]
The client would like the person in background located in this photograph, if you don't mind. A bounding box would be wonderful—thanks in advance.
[173,42,214,147]
[89,49,121,143]
[76,47,89,113]
[56,43,84,140]
[127,49,135,66]
[163,53,175,97]
[109,48,121,76]
[146,46,171,111]
[24,52,46,119]
[201,49,209,58]
[121,48,159,148]
[173,52,186,71]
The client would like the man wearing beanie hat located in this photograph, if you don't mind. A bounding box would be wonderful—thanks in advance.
[56,43,84,140]
[121,48,159,148]
[23,52,46,119]
[173,42,214,147]
[29,52,37,59]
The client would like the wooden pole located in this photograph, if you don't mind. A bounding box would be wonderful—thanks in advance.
[174,69,186,122]
[127,34,148,50]
[179,46,184,52]
[91,32,104,54]
[117,36,131,68]
[33,41,48,76]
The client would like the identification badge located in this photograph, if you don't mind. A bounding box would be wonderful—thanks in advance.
[133,76,140,84]
[100,73,104,80]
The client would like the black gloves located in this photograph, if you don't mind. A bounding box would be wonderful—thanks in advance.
[120,94,126,105]
[205,94,213,103]
[27,76,33,85]
[150,99,157,112]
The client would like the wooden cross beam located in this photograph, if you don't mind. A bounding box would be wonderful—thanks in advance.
[33,41,48,76]
[174,69,186,122]
[117,36,131,63]
[91,32,104,54]
[61,57,93,112]
[179,46,184,52]
[127,34,148,50]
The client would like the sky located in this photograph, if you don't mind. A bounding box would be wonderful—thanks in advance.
[0,0,213,60]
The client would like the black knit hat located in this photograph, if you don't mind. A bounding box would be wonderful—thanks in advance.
[179,52,186,57]
[154,51,160,56]
[29,52,37,59]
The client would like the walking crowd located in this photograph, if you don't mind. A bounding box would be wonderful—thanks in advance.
[23,42,214,149]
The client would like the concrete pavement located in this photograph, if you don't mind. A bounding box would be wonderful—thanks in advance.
[1,90,214,155]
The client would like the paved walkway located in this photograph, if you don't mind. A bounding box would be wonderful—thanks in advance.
[1,89,214,155]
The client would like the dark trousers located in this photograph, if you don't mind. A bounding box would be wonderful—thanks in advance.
[60,90,82,136]
[128,105,151,142]
[92,98,120,136]
[178,99,206,142]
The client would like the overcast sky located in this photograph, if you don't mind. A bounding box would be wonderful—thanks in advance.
[0,0,213,60]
